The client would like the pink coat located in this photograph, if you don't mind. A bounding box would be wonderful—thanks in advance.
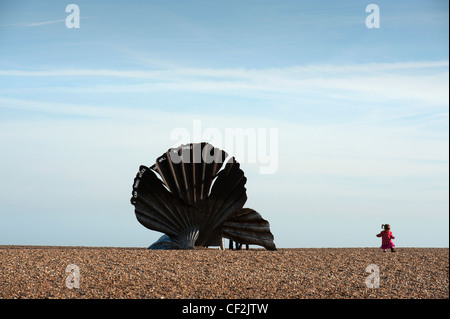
[376,230,395,249]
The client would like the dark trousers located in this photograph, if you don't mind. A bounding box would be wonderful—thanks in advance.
[229,240,249,250]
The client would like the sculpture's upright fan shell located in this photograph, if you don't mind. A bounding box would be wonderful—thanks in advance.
[131,143,276,250]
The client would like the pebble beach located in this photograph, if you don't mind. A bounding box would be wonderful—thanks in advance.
[0,246,448,299]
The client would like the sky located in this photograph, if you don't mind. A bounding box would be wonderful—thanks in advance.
[0,0,448,248]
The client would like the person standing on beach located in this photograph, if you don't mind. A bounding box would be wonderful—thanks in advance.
[376,224,396,252]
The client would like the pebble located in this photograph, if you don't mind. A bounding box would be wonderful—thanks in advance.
[0,246,447,299]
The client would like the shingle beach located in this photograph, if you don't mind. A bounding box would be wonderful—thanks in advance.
[0,246,448,299]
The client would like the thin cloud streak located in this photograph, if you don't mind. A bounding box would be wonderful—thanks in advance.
[7,75,446,104]
[1,62,448,106]
[23,19,66,27]
[0,60,448,77]
[5,19,66,27]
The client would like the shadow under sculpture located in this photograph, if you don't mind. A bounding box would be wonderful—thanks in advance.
[130,142,276,250]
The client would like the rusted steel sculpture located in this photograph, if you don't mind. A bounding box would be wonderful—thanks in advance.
[130,142,276,250]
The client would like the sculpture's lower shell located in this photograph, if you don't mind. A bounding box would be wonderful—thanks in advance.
[223,208,276,250]
[148,227,200,250]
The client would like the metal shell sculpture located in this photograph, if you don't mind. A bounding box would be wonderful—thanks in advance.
[130,142,276,250]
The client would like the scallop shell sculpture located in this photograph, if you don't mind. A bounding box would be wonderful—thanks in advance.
[130,142,276,250]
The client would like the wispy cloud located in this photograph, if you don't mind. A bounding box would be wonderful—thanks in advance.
[23,19,66,27]
[3,16,91,28]
[0,60,447,77]
[5,19,66,27]
[1,61,448,106]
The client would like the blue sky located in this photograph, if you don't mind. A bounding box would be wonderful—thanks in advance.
[0,0,448,248]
